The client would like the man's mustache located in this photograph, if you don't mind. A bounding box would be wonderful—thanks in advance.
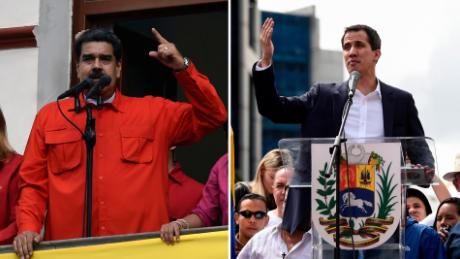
[88,70,104,79]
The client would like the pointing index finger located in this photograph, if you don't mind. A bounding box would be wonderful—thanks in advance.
[151,28,168,44]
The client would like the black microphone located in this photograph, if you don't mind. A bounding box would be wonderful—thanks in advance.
[85,75,112,98]
[348,71,361,97]
[57,78,94,100]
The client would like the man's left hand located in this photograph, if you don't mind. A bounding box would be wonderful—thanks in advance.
[148,28,187,71]
[160,221,182,245]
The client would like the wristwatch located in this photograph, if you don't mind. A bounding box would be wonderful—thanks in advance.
[182,56,190,70]
[175,57,190,72]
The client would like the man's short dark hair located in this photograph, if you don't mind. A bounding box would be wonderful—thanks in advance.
[75,28,122,62]
[236,193,268,212]
[341,24,381,51]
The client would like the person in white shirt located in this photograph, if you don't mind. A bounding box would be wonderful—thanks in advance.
[267,166,293,228]
[237,222,312,259]
[235,193,269,255]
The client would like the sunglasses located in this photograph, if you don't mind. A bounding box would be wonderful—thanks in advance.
[238,210,267,219]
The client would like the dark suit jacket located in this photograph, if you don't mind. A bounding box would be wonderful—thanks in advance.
[253,64,426,139]
[253,64,433,165]
[253,63,434,233]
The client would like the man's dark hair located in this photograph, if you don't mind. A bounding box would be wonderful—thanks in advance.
[235,182,251,208]
[341,24,381,51]
[236,193,268,212]
[74,28,122,61]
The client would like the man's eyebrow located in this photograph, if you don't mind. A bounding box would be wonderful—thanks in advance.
[99,54,114,59]
[80,54,114,60]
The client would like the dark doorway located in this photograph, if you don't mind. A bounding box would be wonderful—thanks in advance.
[72,1,227,183]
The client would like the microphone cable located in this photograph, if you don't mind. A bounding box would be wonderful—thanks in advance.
[56,99,84,137]
[343,141,358,259]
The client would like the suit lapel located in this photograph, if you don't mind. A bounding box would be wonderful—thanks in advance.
[332,82,348,131]
[381,82,395,136]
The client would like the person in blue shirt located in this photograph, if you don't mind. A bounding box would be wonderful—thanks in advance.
[405,217,446,259]
[445,222,460,259]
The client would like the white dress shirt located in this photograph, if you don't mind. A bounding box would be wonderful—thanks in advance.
[255,61,385,140]
[344,81,384,139]
[267,210,282,228]
[237,224,312,259]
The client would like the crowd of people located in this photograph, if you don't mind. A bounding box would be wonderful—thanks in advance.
[234,148,460,259]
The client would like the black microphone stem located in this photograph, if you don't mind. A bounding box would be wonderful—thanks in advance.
[97,95,103,109]
[326,88,355,259]
[74,94,82,113]
[84,105,96,237]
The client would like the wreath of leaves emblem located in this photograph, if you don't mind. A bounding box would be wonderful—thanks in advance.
[315,152,398,248]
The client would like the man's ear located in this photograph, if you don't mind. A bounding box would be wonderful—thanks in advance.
[374,49,381,63]
[116,60,122,78]
[234,212,239,224]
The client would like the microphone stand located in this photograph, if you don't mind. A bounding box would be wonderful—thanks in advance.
[326,89,355,259]
[83,102,96,237]
[73,94,82,113]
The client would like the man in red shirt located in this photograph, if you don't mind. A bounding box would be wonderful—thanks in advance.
[13,28,226,258]
[168,147,203,221]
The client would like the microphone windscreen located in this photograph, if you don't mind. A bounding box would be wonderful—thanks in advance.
[97,75,112,88]
[349,71,361,92]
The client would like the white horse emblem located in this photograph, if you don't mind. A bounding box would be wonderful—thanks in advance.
[341,192,373,213]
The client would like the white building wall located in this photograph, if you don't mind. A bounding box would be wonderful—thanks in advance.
[0,0,39,28]
[0,1,40,154]
[36,0,72,108]
[0,0,72,154]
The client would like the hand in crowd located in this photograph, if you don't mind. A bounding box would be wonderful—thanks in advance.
[259,17,274,68]
[437,225,450,242]
[148,28,187,71]
[160,221,182,245]
[421,164,435,183]
[13,231,41,259]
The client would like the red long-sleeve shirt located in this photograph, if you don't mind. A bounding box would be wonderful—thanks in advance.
[168,163,203,221]
[0,153,22,244]
[17,63,227,240]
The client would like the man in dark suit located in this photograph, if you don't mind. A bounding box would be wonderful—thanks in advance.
[252,18,433,255]
[254,19,432,170]
[254,18,427,145]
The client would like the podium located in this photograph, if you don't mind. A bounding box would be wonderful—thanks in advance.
[278,137,438,259]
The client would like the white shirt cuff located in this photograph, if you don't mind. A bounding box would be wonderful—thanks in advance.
[255,60,272,71]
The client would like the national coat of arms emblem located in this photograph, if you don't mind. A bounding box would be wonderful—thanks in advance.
[312,143,401,250]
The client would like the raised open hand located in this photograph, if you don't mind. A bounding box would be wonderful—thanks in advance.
[260,17,275,68]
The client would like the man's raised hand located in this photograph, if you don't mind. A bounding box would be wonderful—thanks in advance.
[148,28,187,71]
[260,17,275,68]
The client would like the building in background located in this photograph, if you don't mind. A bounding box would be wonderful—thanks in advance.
[232,3,342,181]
